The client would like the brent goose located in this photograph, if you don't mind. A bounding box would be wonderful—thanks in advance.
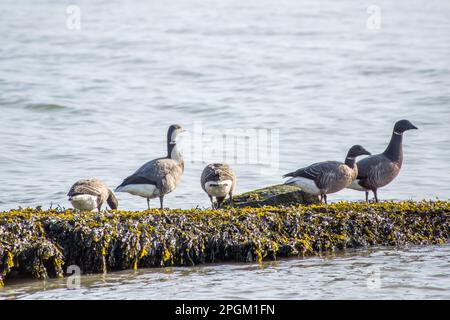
[68,178,118,212]
[348,119,418,202]
[115,124,185,209]
[283,145,371,204]
[201,163,236,209]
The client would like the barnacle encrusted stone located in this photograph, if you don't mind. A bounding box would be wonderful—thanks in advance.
[232,184,320,207]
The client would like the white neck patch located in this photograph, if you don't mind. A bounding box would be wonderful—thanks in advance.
[170,144,183,163]
[394,131,403,136]
[171,129,184,144]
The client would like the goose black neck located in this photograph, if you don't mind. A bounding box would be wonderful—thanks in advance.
[344,155,356,168]
[383,131,403,162]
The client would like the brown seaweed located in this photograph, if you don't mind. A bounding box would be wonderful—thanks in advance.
[0,201,449,287]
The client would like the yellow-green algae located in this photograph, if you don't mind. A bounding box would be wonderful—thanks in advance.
[0,200,449,287]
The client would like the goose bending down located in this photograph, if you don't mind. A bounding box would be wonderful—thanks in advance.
[347,119,418,202]
[283,145,371,204]
[201,163,236,209]
[68,178,118,212]
[115,124,185,209]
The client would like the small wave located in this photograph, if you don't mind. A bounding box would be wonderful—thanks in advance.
[25,103,69,112]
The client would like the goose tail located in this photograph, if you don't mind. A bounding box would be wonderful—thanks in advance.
[115,183,126,193]
[107,189,119,210]
[284,177,298,185]
[282,171,295,179]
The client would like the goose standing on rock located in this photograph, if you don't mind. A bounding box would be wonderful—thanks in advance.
[68,178,118,212]
[348,120,418,202]
[115,124,185,209]
[201,163,236,209]
[283,145,371,204]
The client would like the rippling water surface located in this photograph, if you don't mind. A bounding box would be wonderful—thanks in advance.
[0,0,449,299]
[1,245,449,300]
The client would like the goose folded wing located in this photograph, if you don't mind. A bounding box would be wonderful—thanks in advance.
[127,158,179,186]
[291,161,340,180]
[118,174,157,187]
[356,155,384,180]
[67,183,102,197]
[201,165,217,183]
[216,165,235,181]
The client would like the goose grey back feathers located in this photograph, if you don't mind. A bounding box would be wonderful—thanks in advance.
[348,120,418,202]
[201,163,236,208]
[115,124,185,209]
[284,145,371,203]
[68,178,118,211]
[117,156,184,197]
[284,161,356,194]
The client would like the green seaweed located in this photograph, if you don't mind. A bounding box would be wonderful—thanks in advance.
[0,200,449,287]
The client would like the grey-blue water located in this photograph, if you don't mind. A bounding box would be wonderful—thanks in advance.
[0,0,449,299]
[1,245,450,300]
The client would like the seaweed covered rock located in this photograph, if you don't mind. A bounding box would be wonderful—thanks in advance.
[232,184,319,207]
[0,201,449,287]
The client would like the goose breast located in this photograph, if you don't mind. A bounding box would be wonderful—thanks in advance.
[357,155,401,190]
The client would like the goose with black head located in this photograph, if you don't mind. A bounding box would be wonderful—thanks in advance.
[68,178,118,212]
[201,163,236,209]
[348,120,418,202]
[283,145,371,204]
[115,124,185,209]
